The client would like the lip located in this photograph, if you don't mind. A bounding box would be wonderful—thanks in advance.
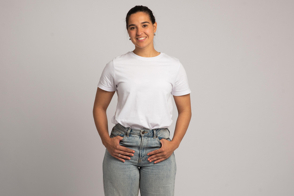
[136,37,146,42]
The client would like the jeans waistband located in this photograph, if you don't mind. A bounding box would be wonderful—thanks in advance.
[114,123,169,138]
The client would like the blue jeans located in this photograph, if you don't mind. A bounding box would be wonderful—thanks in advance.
[103,123,177,196]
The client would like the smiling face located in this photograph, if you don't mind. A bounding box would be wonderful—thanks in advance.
[127,11,157,50]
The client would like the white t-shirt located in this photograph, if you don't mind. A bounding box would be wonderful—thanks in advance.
[97,51,191,130]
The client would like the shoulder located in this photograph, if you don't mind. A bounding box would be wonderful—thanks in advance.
[160,53,182,70]
[110,51,134,65]
[103,51,130,66]
[160,53,183,72]
[161,52,180,63]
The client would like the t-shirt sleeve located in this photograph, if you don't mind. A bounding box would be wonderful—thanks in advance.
[97,60,116,92]
[172,61,191,96]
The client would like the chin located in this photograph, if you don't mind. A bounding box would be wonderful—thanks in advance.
[135,43,150,49]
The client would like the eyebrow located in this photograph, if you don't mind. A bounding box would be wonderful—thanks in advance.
[128,21,150,28]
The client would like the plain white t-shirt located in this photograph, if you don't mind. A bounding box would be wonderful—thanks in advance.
[97,51,191,130]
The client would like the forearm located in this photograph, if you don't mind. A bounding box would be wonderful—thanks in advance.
[93,107,111,147]
[171,110,192,149]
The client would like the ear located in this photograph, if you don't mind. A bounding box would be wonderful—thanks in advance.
[153,22,157,33]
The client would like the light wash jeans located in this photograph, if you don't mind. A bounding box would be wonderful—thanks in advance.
[103,123,177,196]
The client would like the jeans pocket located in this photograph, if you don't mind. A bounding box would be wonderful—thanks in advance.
[156,128,170,141]
[156,137,171,148]
[110,127,125,138]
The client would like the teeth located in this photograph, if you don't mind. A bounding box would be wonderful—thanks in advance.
[138,37,146,40]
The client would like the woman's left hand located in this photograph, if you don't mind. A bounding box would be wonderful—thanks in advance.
[147,139,178,164]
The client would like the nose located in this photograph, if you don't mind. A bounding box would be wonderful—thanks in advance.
[136,27,143,35]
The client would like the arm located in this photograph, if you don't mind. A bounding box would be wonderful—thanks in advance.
[93,87,134,162]
[170,93,192,149]
[93,87,115,146]
[147,93,192,163]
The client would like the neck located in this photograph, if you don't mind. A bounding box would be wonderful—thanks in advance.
[133,46,160,57]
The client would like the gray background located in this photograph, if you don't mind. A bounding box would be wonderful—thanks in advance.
[1,0,293,195]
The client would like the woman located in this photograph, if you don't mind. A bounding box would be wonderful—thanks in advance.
[93,5,192,196]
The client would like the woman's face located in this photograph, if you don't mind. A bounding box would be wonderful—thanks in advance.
[127,12,157,50]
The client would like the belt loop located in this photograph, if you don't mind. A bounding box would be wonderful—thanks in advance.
[153,129,157,138]
[127,128,131,137]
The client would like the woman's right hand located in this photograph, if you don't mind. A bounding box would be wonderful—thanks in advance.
[105,136,135,162]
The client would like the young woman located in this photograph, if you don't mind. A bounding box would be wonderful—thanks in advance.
[93,5,192,196]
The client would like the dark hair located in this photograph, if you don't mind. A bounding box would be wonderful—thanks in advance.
[125,5,156,30]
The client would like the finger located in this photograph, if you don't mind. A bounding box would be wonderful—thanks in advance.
[148,149,160,156]
[113,155,125,162]
[113,153,132,162]
[154,158,166,164]
[148,154,163,162]
[113,141,134,154]
[115,149,134,157]
[115,136,124,142]
[118,146,135,153]
[160,140,167,148]
[116,153,131,160]
[160,138,168,142]
[148,152,161,159]
[147,148,162,156]
[148,153,163,161]
[150,151,170,161]
[113,135,123,139]
[118,136,125,141]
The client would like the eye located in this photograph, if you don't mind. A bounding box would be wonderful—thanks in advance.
[143,24,148,27]
[129,27,135,30]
